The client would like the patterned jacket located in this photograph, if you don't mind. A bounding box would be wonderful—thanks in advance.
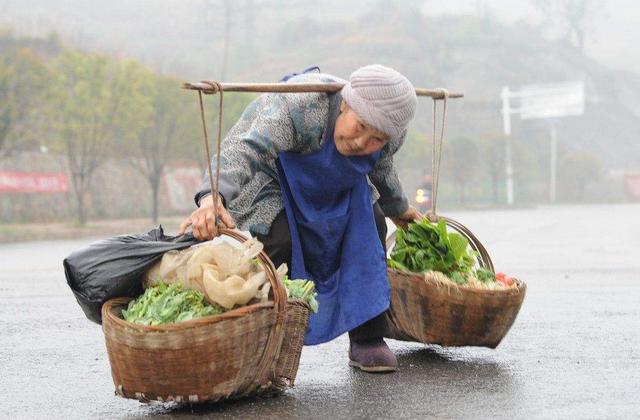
[195,72,409,236]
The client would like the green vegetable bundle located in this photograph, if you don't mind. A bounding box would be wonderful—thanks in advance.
[122,282,225,325]
[123,275,320,326]
[283,277,319,313]
[388,218,495,286]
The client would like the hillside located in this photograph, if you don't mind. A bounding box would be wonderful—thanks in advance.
[2,1,637,171]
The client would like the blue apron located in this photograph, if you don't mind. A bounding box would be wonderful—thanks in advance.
[276,134,390,345]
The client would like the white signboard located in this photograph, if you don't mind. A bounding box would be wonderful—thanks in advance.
[519,81,585,120]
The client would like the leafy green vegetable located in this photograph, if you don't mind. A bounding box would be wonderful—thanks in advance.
[389,218,495,286]
[450,271,468,285]
[122,282,225,325]
[283,276,319,313]
[475,267,496,283]
[123,275,320,326]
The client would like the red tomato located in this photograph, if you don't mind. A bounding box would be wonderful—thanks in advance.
[497,276,514,286]
[495,272,506,281]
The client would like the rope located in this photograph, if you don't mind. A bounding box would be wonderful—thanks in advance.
[428,88,449,221]
[197,81,224,237]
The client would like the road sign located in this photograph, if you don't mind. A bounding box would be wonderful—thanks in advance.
[519,81,585,120]
[501,81,585,205]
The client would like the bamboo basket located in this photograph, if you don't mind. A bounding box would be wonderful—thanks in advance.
[386,216,526,348]
[101,229,310,403]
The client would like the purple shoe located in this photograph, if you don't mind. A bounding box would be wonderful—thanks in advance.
[349,338,398,373]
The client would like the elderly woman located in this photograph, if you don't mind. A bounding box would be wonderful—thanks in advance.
[180,65,421,372]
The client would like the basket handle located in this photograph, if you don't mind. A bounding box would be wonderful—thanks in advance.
[385,216,495,273]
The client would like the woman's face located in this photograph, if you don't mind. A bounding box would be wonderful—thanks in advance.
[334,101,390,156]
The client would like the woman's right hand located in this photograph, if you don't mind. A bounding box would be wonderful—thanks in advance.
[178,194,236,240]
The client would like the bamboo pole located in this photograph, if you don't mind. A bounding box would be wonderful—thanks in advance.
[183,81,463,99]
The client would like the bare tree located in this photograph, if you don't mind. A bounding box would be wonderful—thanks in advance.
[444,137,479,206]
[244,0,254,53]
[478,135,506,205]
[204,0,233,80]
[0,47,49,160]
[49,52,146,225]
[124,76,200,223]
[532,0,605,52]
[558,151,602,201]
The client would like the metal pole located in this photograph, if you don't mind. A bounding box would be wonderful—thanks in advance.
[505,138,514,206]
[549,122,557,204]
[501,86,514,206]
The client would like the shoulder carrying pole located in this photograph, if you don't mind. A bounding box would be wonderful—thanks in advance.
[184,81,463,99]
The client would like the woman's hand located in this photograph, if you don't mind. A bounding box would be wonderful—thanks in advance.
[390,205,422,230]
[178,194,236,240]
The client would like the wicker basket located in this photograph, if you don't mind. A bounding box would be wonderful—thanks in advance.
[386,216,526,348]
[101,229,310,403]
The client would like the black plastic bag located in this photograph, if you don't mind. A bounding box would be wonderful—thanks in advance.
[63,226,200,324]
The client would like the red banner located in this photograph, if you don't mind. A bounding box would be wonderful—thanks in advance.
[624,173,640,200]
[0,171,69,193]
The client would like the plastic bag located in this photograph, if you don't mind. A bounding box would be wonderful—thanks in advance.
[144,243,222,294]
[143,238,269,309]
[63,226,199,324]
[202,265,267,309]
[143,248,193,289]
[208,239,264,279]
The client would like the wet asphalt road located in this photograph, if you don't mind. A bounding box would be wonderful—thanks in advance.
[1,204,639,419]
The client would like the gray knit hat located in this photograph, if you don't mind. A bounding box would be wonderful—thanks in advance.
[341,64,417,139]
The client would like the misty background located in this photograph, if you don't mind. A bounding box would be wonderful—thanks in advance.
[1,0,639,228]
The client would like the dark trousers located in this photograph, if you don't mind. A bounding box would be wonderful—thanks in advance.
[256,203,391,341]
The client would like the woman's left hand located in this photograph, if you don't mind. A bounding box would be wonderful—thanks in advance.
[390,205,422,230]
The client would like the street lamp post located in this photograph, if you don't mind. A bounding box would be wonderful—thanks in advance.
[549,121,558,203]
